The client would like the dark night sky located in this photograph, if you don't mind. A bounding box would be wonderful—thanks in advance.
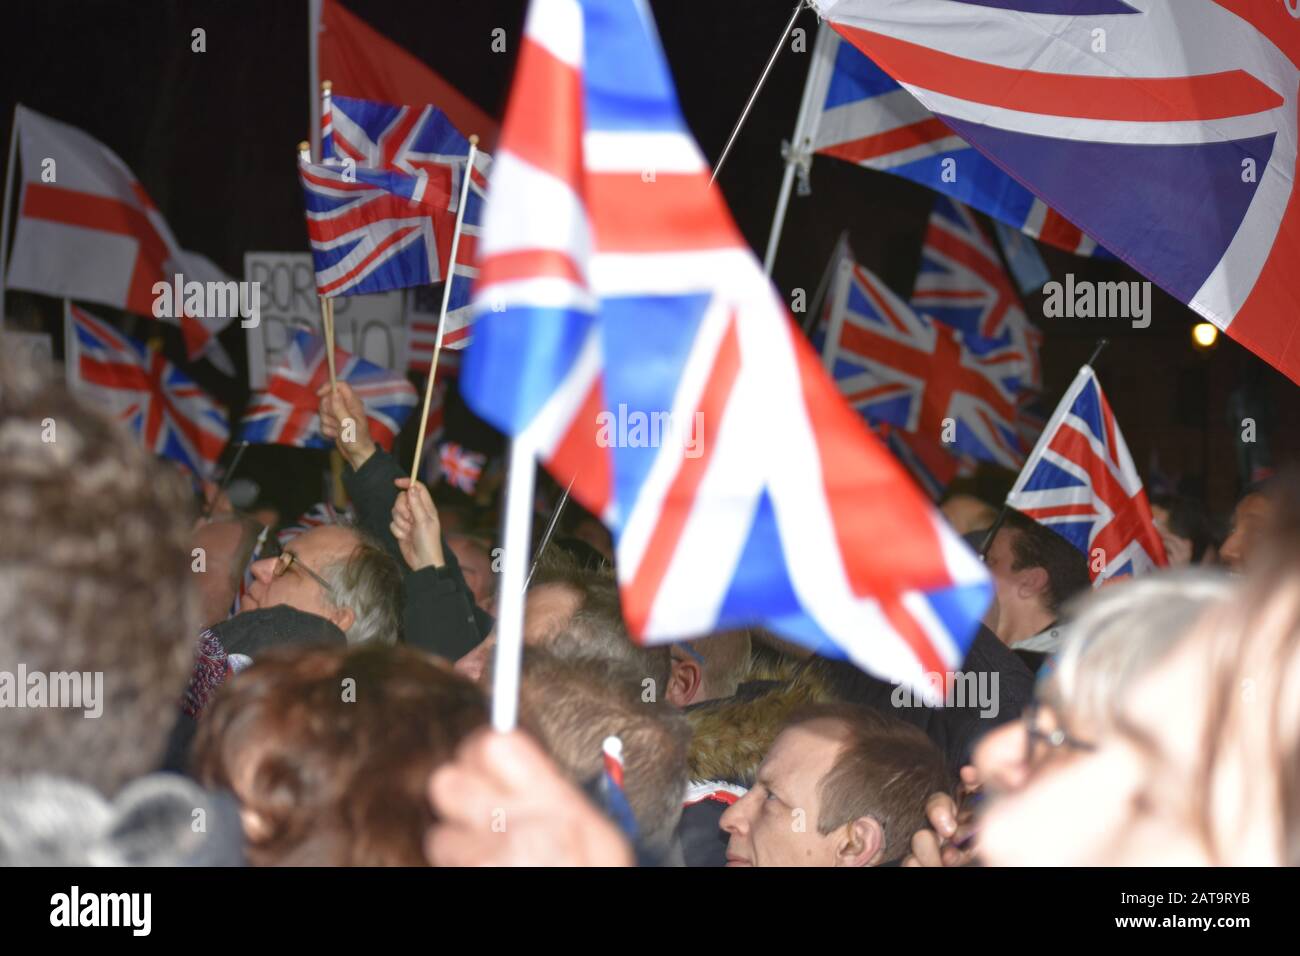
[1,0,1295,518]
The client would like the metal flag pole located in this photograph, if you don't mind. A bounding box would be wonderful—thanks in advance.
[524,476,575,590]
[0,106,21,327]
[710,1,806,186]
[410,135,479,484]
[308,0,323,163]
[201,441,250,520]
[980,338,1110,558]
[763,19,836,276]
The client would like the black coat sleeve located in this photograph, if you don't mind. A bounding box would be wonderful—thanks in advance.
[342,448,493,653]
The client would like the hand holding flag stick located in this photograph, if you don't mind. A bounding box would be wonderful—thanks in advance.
[410,134,479,483]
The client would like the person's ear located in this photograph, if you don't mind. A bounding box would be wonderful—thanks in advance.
[330,605,356,635]
[1018,566,1049,601]
[666,656,703,708]
[835,815,884,867]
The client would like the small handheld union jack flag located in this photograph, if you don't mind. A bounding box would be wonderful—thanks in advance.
[437,441,486,494]
[299,157,454,298]
[238,328,418,452]
[63,302,229,479]
[320,92,491,368]
[1006,365,1167,583]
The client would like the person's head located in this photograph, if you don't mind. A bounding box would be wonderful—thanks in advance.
[446,532,496,614]
[975,569,1236,865]
[192,514,262,628]
[456,552,670,690]
[242,524,401,645]
[193,644,488,865]
[1149,494,1212,566]
[1220,481,1279,572]
[518,649,690,855]
[720,703,946,867]
[941,493,999,536]
[667,630,753,707]
[0,369,197,795]
[984,509,1091,642]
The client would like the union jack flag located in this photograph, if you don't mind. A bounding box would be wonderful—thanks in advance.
[911,196,1043,395]
[437,442,486,494]
[462,0,992,692]
[238,328,418,451]
[277,501,353,547]
[299,156,454,297]
[321,92,492,366]
[822,257,1026,470]
[1006,365,1167,582]
[790,22,1108,257]
[813,0,1300,385]
[63,302,229,478]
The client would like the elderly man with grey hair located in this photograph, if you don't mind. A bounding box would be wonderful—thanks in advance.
[241,523,403,646]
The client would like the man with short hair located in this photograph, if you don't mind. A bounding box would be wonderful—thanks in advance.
[519,649,690,860]
[455,552,671,693]
[720,704,947,867]
[242,523,402,646]
[666,630,752,707]
[982,509,1091,660]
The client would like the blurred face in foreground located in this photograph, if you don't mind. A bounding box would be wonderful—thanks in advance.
[720,719,876,867]
[976,632,1284,866]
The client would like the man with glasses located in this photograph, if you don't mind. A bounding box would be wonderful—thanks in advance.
[241,524,402,647]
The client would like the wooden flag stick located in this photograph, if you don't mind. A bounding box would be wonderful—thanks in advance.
[410,134,479,483]
[321,294,337,392]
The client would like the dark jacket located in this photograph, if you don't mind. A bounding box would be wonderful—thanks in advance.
[343,447,492,659]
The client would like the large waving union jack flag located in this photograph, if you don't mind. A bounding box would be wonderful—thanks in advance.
[322,92,492,362]
[239,328,417,451]
[461,0,992,689]
[792,23,1108,257]
[63,302,229,478]
[299,157,454,297]
[823,257,1026,470]
[911,196,1043,395]
[812,0,1300,385]
[1007,365,1167,582]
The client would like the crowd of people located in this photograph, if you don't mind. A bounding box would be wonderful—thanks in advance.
[1,358,1296,867]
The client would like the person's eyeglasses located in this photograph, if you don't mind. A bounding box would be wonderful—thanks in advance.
[273,549,335,597]
[1023,699,1095,768]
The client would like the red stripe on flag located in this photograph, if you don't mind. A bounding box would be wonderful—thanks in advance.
[586,171,742,253]
[833,24,1284,122]
[819,117,955,165]
[500,37,584,196]
[478,248,585,288]
[1035,207,1084,252]
[622,313,743,637]
[544,374,613,521]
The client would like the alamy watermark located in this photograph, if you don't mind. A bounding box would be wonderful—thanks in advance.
[0,666,102,718]
[151,273,260,328]
[1043,273,1150,329]
[595,404,704,459]
[891,670,1000,719]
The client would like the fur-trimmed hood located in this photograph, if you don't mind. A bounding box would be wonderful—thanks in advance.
[685,667,837,786]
